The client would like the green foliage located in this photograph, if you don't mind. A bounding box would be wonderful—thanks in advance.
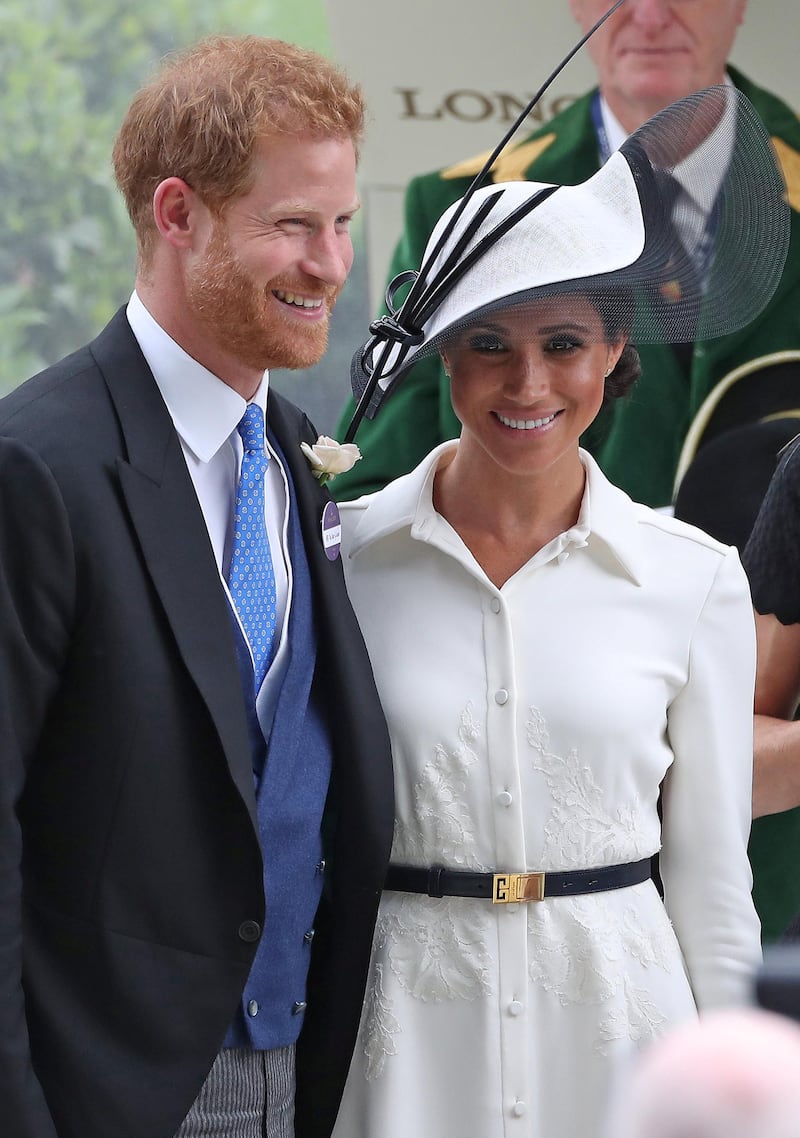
[0,0,331,393]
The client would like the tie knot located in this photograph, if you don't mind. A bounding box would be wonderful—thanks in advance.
[237,403,266,455]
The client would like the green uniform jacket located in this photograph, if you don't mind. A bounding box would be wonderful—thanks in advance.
[335,68,800,944]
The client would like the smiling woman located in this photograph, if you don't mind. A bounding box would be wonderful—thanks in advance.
[441,300,629,485]
[434,295,628,578]
[436,297,629,572]
[330,84,788,1138]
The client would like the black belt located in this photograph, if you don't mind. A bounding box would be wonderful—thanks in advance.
[384,857,652,904]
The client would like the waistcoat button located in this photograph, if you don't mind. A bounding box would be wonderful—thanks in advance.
[238,920,262,943]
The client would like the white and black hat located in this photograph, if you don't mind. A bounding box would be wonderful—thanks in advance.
[347,84,789,435]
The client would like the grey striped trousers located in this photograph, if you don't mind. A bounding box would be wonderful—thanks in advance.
[174,1045,295,1138]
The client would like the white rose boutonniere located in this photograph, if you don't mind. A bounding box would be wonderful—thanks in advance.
[300,435,362,486]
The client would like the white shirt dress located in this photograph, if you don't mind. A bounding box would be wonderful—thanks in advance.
[332,444,760,1138]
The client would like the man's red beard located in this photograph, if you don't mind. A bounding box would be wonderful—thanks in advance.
[186,225,341,372]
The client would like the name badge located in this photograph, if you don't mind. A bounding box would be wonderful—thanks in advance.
[321,500,341,561]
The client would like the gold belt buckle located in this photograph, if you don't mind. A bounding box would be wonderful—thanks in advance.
[492,871,545,903]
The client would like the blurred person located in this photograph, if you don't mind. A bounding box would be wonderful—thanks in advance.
[609,1008,800,1138]
[742,439,800,820]
[330,85,783,1138]
[0,35,394,1138]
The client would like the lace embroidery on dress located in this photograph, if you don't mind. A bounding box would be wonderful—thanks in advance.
[393,701,487,868]
[525,705,674,1053]
[595,975,669,1054]
[383,895,493,1002]
[362,704,494,1078]
[363,962,401,1080]
[526,705,654,866]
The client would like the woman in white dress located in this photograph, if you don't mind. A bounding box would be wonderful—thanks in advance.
[330,87,788,1138]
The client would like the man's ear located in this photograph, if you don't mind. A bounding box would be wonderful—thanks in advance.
[152,177,208,250]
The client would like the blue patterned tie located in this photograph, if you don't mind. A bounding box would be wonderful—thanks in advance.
[228,403,277,692]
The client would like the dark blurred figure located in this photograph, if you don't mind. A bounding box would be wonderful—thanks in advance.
[674,418,800,549]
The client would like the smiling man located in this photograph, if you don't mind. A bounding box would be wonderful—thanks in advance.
[0,35,393,1138]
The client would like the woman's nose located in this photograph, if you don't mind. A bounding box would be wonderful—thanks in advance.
[507,352,550,400]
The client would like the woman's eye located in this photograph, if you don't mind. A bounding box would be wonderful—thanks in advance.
[547,335,582,353]
[466,333,506,353]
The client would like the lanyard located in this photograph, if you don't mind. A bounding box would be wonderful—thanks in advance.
[590,89,613,164]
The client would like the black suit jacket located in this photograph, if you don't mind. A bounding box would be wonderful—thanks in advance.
[0,309,394,1138]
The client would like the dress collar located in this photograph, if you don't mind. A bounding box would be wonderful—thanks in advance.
[344,443,645,586]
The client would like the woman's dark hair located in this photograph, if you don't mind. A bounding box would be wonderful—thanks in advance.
[589,285,641,405]
[604,343,641,404]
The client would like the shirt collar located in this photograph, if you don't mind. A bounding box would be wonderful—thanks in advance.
[126,290,269,462]
[345,443,645,586]
[579,450,645,585]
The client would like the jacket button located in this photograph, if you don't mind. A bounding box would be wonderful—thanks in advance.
[238,920,262,943]
[315,859,326,875]
[303,929,315,944]
[292,1001,308,1015]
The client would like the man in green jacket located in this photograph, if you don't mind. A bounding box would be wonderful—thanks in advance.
[334,0,800,943]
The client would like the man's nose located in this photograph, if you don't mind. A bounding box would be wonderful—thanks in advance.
[628,0,674,29]
[301,228,352,288]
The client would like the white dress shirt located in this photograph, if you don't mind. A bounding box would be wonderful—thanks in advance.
[126,290,291,739]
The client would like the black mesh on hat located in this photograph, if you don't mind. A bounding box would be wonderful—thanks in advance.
[625,86,788,344]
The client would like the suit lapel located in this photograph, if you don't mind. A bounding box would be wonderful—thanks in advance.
[267,393,333,589]
[89,311,256,826]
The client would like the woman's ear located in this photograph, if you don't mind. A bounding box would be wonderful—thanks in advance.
[605,339,626,377]
[440,349,451,378]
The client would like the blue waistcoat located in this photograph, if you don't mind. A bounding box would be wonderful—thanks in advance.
[224,439,333,1050]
